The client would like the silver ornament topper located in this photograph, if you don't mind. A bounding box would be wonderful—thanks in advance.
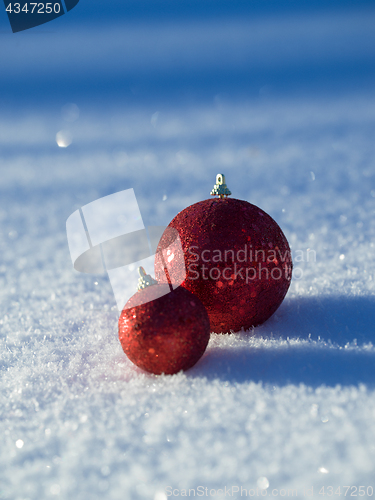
[210,173,231,199]
[137,266,158,291]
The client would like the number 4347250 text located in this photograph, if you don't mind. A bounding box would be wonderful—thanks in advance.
[6,3,61,14]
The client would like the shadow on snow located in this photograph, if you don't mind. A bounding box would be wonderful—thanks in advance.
[190,295,375,387]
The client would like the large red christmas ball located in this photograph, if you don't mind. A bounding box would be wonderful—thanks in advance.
[155,197,292,333]
[118,284,210,375]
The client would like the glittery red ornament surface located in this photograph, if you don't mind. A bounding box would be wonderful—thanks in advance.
[155,198,292,333]
[118,285,210,375]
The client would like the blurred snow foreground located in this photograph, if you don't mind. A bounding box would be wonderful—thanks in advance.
[1,92,375,499]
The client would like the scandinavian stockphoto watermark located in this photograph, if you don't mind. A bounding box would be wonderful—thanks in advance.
[66,189,186,313]
[164,484,374,497]
[186,245,315,282]
[66,189,314,312]
[3,0,79,33]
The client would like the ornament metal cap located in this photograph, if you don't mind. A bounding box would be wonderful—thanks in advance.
[137,266,158,291]
[210,173,231,198]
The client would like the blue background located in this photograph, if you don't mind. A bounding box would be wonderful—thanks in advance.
[1,0,375,109]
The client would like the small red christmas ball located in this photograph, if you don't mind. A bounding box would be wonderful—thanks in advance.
[118,274,210,375]
[155,174,292,333]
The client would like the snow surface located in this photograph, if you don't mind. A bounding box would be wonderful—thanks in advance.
[1,2,375,499]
